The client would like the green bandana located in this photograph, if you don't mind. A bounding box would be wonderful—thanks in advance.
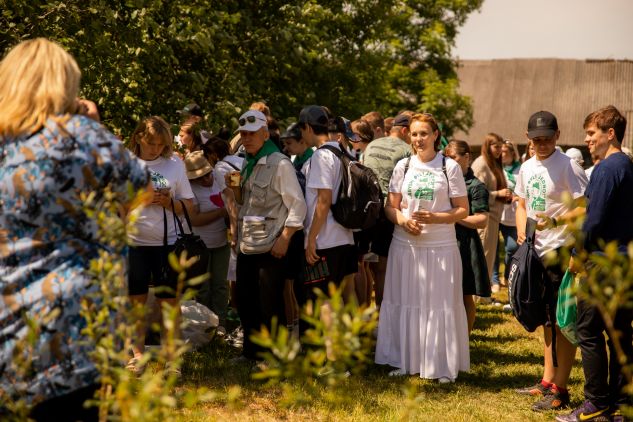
[503,160,521,189]
[241,139,280,186]
[439,135,449,150]
[293,147,313,169]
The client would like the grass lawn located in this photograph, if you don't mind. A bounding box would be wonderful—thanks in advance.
[175,290,584,421]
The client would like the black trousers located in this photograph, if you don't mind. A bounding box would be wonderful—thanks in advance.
[577,297,633,409]
[236,252,286,359]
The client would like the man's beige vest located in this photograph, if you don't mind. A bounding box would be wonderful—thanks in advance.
[238,152,290,254]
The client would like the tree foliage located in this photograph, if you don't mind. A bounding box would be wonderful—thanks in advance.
[0,0,481,137]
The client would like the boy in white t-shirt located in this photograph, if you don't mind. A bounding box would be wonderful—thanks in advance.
[299,105,357,302]
[514,111,588,412]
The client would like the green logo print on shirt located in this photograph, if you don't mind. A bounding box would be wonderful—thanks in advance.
[407,171,436,201]
[526,174,547,212]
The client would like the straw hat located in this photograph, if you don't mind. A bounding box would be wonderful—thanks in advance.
[185,150,212,179]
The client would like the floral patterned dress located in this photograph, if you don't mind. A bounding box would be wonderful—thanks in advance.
[0,115,148,406]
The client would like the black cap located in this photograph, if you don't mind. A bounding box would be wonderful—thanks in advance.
[393,113,411,128]
[177,103,203,117]
[298,105,329,128]
[280,122,301,140]
[527,111,558,139]
[328,116,342,133]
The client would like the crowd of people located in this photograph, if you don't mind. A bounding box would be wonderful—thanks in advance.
[2,38,633,422]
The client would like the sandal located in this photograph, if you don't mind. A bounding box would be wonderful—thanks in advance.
[126,356,146,377]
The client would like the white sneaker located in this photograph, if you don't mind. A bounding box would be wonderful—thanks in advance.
[363,252,379,263]
[438,377,455,384]
[502,304,512,313]
[388,368,407,377]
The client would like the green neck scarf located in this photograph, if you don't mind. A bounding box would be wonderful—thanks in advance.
[503,160,521,188]
[293,147,313,168]
[241,139,280,186]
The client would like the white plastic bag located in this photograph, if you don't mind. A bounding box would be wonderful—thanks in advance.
[180,300,219,349]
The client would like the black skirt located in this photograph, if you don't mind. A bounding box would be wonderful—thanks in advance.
[456,224,491,297]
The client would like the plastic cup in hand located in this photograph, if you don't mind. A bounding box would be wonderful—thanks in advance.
[228,171,241,187]
[416,202,428,228]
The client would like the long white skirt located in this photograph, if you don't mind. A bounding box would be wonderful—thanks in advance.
[375,237,470,379]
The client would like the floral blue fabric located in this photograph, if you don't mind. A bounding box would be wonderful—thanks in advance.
[0,115,148,406]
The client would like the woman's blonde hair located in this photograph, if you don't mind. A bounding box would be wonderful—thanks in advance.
[0,38,81,137]
[129,116,173,158]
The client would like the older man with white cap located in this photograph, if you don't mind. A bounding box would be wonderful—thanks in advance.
[225,109,307,363]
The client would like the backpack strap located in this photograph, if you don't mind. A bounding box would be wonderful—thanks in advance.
[320,143,355,161]
[404,155,450,192]
[442,155,449,193]
[222,158,240,171]
[320,144,351,197]
[525,217,538,244]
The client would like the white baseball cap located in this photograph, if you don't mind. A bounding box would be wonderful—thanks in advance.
[565,147,584,166]
[237,110,267,132]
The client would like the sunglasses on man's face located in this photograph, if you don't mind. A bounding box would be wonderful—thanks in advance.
[239,115,266,127]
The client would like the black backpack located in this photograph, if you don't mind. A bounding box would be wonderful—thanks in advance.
[320,145,383,231]
[508,217,558,366]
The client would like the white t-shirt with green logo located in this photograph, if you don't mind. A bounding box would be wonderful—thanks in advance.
[515,150,587,256]
[129,154,194,246]
[389,153,467,246]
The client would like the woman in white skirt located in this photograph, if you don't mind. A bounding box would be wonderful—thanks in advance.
[375,113,470,382]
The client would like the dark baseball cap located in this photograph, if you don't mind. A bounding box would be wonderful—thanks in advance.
[327,116,358,141]
[280,122,302,140]
[527,111,558,139]
[177,103,203,117]
[298,105,329,129]
[392,113,411,128]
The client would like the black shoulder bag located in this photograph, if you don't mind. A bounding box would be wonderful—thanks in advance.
[163,199,210,291]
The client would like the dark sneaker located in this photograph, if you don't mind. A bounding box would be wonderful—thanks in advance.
[532,389,570,412]
[555,401,610,422]
[515,381,551,396]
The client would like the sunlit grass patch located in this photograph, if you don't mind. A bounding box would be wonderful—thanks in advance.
[174,296,585,421]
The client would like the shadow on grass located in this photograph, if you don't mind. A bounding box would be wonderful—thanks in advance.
[182,338,255,389]
[473,308,507,330]
[470,344,543,366]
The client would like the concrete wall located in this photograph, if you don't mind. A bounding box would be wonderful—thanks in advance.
[454,59,633,149]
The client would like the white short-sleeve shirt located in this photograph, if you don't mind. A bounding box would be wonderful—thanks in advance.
[389,152,467,245]
[514,150,587,256]
[190,182,227,248]
[303,142,354,250]
[212,155,244,192]
[129,153,194,246]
